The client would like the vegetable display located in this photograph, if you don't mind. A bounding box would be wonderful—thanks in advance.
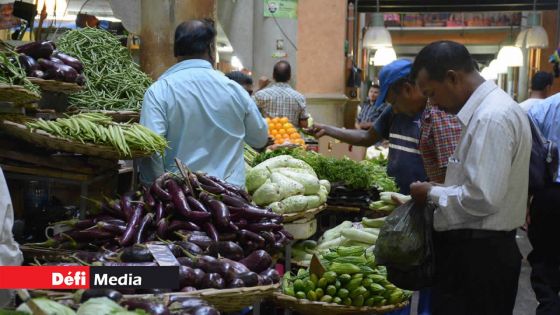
[15,40,86,85]
[266,117,306,147]
[25,112,167,157]
[56,28,153,111]
[246,155,330,213]
[0,50,40,94]
[252,148,397,192]
[281,249,411,307]
[369,192,411,213]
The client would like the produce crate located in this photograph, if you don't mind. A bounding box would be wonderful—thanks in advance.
[273,292,409,315]
[283,217,317,240]
[282,204,327,223]
[0,84,40,106]
[28,77,83,94]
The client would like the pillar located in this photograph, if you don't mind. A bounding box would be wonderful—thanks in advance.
[296,0,348,127]
[140,0,217,79]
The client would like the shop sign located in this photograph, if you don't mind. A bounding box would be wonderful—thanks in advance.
[264,0,298,19]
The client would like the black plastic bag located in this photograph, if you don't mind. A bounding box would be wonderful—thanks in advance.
[373,200,435,290]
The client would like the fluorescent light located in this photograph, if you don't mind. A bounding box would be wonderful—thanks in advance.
[497,46,523,67]
[231,56,243,70]
[489,59,507,74]
[373,47,397,66]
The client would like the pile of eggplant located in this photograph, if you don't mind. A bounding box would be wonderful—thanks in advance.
[16,40,86,85]
[79,288,220,315]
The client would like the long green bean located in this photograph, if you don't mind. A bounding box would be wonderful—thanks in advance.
[56,28,153,111]
[0,50,40,94]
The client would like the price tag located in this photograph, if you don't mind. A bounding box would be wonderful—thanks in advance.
[147,244,180,266]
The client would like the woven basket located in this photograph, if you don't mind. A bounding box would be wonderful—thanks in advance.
[28,77,83,94]
[274,292,409,315]
[0,120,153,160]
[282,203,327,223]
[0,84,40,105]
[81,110,140,123]
[124,283,280,312]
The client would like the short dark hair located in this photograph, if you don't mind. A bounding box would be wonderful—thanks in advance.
[531,71,553,91]
[371,84,380,89]
[226,71,253,85]
[389,77,414,95]
[411,41,476,81]
[273,60,291,82]
[174,19,216,57]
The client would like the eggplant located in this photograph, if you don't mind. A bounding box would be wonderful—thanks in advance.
[219,258,250,282]
[120,194,134,220]
[195,172,224,188]
[178,266,201,288]
[120,245,153,262]
[49,56,64,64]
[260,268,280,283]
[238,229,265,248]
[76,74,86,86]
[101,261,158,267]
[239,250,272,273]
[246,222,282,233]
[28,69,45,78]
[221,194,247,208]
[207,241,244,261]
[208,200,230,228]
[234,272,259,287]
[187,196,209,213]
[218,232,237,242]
[208,175,252,201]
[39,59,79,83]
[193,306,220,315]
[200,273,225,289]
[168,220,201,232]
[142,186,156,210]
[97,221,126,234]
[80,289,122,303]
[53,51,84,73]
[234,219,248,229]
[177,256,195,267]
[135,213,154,244]
[182,182,192,196]
[188,173,202,191]
[16,41,54,59]
[202,222,219,242]
[177,241,203,255]
[166,178,192,215]
[151,173,172,201]
[258,275,273,285]
[193,268,206,286]
[121,299,170,315]
[193,255,217,271]
[65,229,113,242]
[199,183,225,194]
[165,243,184,257]
[102,198,126,219]
[18,54,39,74]
[260,231,276,246]
[94,216,125,225]
[156,218,169,238]
[280,229,294,240]
[240,205,280,220]
[119,204,144,246]
[228,278,245,288]
[180,286,198,292]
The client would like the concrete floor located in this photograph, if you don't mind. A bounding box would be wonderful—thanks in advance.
[410,229,539,315]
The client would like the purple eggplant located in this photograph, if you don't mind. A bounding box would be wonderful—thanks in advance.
[177,241,203,255]
[53,51,84,73]
[218,232,237,242]
[97,221,126,234]
[241,205,281,221]
[178,266,201,288]
[260,268,280,283]
[200,273,225,289]
[228,278,245,288]
[188,173,202,191]
[16,41,54,59]
[80,289,122,303]
[207,241,244,261]
[151,173,172,201]
[208,200,230,228]
[187,196,209,213]
[280,229,294,240]
[121,299,170,315]
[28,69,45,78]
[120,245,153,262]
[120,194,134,220]
[39,59,79,83]
[246,222,283,233]
[193,255,217,270]
[142,186,156,210]
[258,274,273,285]
[76,74,86,86]
[177,256,195,267]
[119,204,143,246]
[199,183,225,194]
[134,213,154,244]
[222,194,247,208]
[18,54,38,74]
[154,202,165,223]
[49,56,64,64]
[234,219,248,229]
[164,202,175,216]
[239,250,272,273]
[181,233,213,249]
[166,178,192,215]
[182,182,192,196]
[234,272,259,287]
[102,198,126,219]
[168,220,201,232]
[156,218,168,238]
[65,229,113,242]
[202,222,219,242]
[238,229,265,247]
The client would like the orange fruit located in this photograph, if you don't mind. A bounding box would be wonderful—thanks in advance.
[290,133,300,140]
[283,123,292,129]
[279,117,289,124]
[265,117,271,123]
[271,117,280,123]
[295,139,305,146]
[278,129,286,134]
[273,123,281,129]
[274,138,283,145]
[287,128,297,134]
[271,129,278,135]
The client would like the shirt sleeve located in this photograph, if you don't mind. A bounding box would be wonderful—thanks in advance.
[428,119,514,226]
[296,94,310,120]
[138,87,167,185]
[244,96,269,149]
[373,105,393,140]
[431,109,462,169]
[528,101,547,132]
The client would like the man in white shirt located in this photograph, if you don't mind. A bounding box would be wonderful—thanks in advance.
[519,71,553,112]
[410,41,532,315]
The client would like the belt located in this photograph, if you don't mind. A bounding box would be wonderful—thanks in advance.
[435,229,516,241]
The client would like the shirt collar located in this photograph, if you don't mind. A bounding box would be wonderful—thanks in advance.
[456,80,497,126]
[159,59,213,80]
[270,82,291,88]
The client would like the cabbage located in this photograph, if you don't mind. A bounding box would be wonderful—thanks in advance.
[76,297,124,315]
[16,298,76,315]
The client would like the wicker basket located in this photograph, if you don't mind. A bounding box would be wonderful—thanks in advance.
[0,120,153,159]
[274,292,409,315]
[82,110,140,123]
[28,77,83,94]
[124,283,280,312]
[0,84,40,106]
[282,204,327,223]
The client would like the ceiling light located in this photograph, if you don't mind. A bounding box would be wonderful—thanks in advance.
[363,12,392,49]
[481,67,497,80]
[526,25,549,48]
[497,46,523,67]
[489,59,508,74]
[373,47,397,66]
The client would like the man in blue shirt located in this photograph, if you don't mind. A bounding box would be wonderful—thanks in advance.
[528,93,560,315]
[139,19,268,187]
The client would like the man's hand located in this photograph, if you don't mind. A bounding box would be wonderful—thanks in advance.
[305,123,328,139]
[391,194,405,206]
[410,181,433,207]
[258,76,271,91]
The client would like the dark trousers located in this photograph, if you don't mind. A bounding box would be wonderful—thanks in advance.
[432,229,522,315]
[528,184,560,315]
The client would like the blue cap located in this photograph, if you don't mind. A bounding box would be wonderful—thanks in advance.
[374,59,412,107]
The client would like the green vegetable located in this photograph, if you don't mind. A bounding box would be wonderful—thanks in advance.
[350,286,368,298]
[322,221,353,241]
[307,290,318,301]
[368,274,386,283]
[361,217,386,228]
[0,50,40,96]
[337,246,365,257]
[271,172,305,198]
[333,256,367,265]
[326,285,337,296]
[278,194,315,213]
[293,279,305,292]
[319,179,331,193]
[246,168,270,193]
[338,273,352,284]
[340,228,377,244]
[310,274,319,286]
[317,277,328,289]
[295,291,306,299]
[388,289,404,304]
[333,297,342,305]
[343,297,353,306]
[320,295,333,303]
[57,28,153,111]
[353,295,365,307]
[276,169,321,195]
[374,297,386,306]
[369,283,386,293]
[252,180,282,206]
[322,271,337,283]
[317,236,345,251]
[17,298,76,315]
[334,280,342,289]
[329,262,361,274]
[345,278,363,292]
[304,279,316,292]
[76,297,126,315]
[315,288,324,299]
[337,288,349,299]
[365,297,375,307]
[362,278,373,287]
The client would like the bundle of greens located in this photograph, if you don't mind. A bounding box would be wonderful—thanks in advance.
[56,28,153,111]
[0,50,40,94]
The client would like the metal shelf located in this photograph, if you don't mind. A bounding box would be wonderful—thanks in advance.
[387,26,520,31]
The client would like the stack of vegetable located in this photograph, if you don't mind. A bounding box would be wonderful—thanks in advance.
[282,248,411,307]
[25,112,167,157]
[56,28,153,111]
[15,40,86,85]
[13,294,221,315]
[266,117,306,147]
[0,50,39,94]
[369,192,410,213]
[246,155,330,214]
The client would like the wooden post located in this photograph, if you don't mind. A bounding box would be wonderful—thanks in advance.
[140,0,217,79]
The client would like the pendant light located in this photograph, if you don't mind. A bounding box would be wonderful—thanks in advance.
[373,47,397,66]
[481,67,498,80]
[497,46,524,67]
[514,1,549,49]
[489,59,508,74]
[363,0,392,49]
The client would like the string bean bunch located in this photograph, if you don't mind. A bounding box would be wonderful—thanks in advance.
[0,50,40,94]
[56,28,153,111]
[26,112,167,157]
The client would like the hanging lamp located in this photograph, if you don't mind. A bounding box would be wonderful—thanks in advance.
[363,0,392,49]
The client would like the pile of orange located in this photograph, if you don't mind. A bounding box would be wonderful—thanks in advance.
[265,117,305,147]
